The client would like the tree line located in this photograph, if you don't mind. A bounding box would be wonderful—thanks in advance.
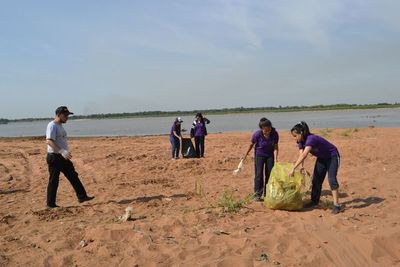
[1,102,399,124]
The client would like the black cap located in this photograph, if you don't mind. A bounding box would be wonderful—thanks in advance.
[55,106,74,115]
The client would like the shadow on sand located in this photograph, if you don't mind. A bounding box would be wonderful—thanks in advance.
[341,196,385,209]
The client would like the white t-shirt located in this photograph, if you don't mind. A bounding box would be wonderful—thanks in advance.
[46,121,69,153]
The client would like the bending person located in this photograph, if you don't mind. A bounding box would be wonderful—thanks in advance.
[289,121,341,214]
[170,117,183,159]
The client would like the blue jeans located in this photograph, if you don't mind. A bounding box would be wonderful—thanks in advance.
[311,155,340,204]
[170,136,180,158]
[254,156,274,197]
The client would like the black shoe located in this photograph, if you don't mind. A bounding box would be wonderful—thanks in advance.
[47,204,60,209]
[253,196,263,202]
[332,205,342,214]
[304,201,318,209]
[78,196,95,203]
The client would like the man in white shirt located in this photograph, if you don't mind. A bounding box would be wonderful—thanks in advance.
[46,106,94,208]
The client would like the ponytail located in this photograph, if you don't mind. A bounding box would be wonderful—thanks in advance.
[291,121,311,140]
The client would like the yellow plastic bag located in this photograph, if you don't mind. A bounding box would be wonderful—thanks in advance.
[264,162,310,211]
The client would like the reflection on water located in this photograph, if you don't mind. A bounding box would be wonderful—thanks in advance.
[0,108,399,137]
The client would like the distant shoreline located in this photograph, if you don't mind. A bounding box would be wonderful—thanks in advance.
[1,103,399,124]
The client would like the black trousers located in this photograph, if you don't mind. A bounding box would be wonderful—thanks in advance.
[311,155,340,204]
[254,156,275,197]
[194,136,205,157]
[47,153,87,206]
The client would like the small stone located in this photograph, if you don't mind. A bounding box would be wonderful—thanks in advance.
[79,240,88,248]
[316,245,322,249]
[7,175,13,181]
[323,241,328,244]
[350,191,355,195]
[372,187,377,190]
[47,239,51,243]
[273,260,281,265]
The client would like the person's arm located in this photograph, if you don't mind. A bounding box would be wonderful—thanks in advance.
[289,146,311,176]
[173,130,181,139]
[274,144,279,162]
[299,149,304,170]
[46,139,72,159]
[243,143,255,160]
[204,118,210,124]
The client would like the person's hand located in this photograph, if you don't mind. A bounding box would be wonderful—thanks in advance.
[60,149,72,160]
[288,169,295,177]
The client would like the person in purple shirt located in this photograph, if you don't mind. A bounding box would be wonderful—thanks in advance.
[191,113,210,158]
[170,117,183,159]
[243,118,279,201]
[289,121,342,214]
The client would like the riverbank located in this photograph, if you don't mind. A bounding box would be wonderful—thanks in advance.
[1,128,399,266]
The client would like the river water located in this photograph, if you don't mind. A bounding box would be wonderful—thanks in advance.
[0,108,399,137]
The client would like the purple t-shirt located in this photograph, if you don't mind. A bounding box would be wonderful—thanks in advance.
[194,122,206,137]
[170,123,181,137]
[251,128,279,157]
[298,134,338,159]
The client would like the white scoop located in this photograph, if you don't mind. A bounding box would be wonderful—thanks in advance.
[233,159,244,175]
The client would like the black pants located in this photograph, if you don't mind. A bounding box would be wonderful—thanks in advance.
[254,156,274,197]
[47,153,87,206]
[194,136,205,158]
[311,155,340,204]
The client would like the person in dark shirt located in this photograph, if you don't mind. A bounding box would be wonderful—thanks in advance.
[243,118,279,201]
[289,121,342,214]
[190,113,210,158]
[170,117,183,159]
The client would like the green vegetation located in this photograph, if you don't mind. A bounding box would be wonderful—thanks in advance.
[0,119,9,125]
[2,102,400,124]
[217,191,253,213]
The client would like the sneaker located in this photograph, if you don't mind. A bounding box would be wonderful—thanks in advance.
[47,204,60,209]
[332,205,342,214]
[78,196,95,203]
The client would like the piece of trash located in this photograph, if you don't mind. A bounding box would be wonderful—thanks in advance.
[119,207,133,222]
[233,159,244,175]
[163,197,172,202]
[213,230,230,235]
[79,240,88,248]
[260,253,268,261]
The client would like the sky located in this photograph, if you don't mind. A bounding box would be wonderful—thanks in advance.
[0,0,399,119]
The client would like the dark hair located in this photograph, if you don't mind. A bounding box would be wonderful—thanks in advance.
[195,112,205,124]
[259,117,272,129]
[291,121,311,140]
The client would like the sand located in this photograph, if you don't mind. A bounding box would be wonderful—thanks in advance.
[0,127,399,266]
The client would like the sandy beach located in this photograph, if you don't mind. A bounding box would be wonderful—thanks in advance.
[1,127,399,266]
